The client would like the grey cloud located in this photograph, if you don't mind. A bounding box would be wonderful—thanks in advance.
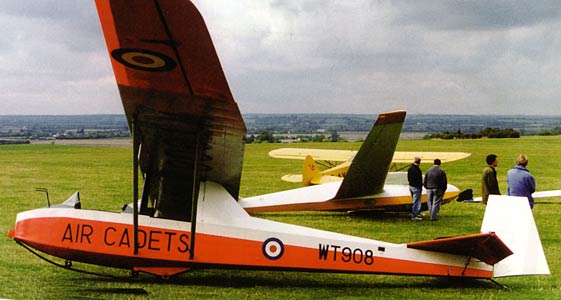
[2,0,561,115]
[392,0,561,31]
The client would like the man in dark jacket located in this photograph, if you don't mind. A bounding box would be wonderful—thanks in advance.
[424,159,447,221]
[407,157,423,220]
[482,154,500,204]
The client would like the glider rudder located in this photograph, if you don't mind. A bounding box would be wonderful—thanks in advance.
[335,110,406,199]
[302,155,322,186]
[481,195,550,277]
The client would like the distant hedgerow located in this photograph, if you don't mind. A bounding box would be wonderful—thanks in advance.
[425,127,520,140]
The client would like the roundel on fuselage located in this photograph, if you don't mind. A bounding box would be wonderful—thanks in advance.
[262,237,284,260]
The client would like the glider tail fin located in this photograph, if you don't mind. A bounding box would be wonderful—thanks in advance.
[302,155,322,186]
[481,195,550,277]
[335,110,406,199]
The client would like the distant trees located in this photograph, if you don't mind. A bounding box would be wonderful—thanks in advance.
[425,127,521,140]
[246,132,277,143]
[0,139,30,145]
[247,130,343,144]
[479,127,520,138]
[329,130,341,142]
[536,127,561,136]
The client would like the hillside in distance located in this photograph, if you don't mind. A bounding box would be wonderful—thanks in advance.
[1,114,560,140]
[244,114,561,135]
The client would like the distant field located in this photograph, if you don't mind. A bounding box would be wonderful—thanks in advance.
[277,131,427,142]
[31,138,131,148]
[1,136,560,299]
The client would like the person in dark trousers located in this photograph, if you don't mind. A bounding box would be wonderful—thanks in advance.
[507,154,536,208]
[407,157,423,220]
[482,154,501,205]
[424,159,447,221]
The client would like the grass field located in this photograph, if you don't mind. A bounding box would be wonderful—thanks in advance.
[1,136,561,299]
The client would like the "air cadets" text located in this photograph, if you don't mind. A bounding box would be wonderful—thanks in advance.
[61,223,189,253]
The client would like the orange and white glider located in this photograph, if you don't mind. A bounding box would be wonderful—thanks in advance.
[9,0,548,281]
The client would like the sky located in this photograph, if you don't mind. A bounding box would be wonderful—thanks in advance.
[1,1,561,115]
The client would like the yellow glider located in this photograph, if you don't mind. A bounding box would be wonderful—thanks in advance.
[271,148,470,185]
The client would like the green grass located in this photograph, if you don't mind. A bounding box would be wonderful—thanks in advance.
[1,137,561,299]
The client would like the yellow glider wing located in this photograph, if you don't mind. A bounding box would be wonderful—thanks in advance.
[392,151,471,163]
[269,148,355,162]
[270,148,470,164]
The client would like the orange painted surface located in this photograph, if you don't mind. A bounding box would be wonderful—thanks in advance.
[408,232,512,265]
[11,216,491,278]
[95,0,235,107]
[133,266,190,277]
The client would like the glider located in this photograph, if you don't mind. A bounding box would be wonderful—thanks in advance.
[240,113,462,213]
[9,0,548,281]
[270,148,470,185]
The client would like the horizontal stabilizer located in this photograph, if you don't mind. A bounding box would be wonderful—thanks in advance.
[481,195,550,277]
[407,232,512,265]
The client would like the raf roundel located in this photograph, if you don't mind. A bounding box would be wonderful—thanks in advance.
[111,48,177,72]
[262,237,284,260]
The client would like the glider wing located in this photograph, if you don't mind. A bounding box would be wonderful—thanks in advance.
[392,152,471,163]
[96,0,246,219]
[269,148,356,162]
[271,149,469,164]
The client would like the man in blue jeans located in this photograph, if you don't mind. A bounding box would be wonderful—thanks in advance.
[407,157,423,220]
[424,159,448,221]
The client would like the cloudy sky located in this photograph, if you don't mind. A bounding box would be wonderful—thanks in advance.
[1,1,561,115]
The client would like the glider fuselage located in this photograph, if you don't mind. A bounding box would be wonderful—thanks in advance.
[10,182,491,278]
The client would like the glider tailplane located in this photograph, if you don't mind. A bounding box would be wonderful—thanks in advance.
[335,110,406,199]
[481,195,550,277]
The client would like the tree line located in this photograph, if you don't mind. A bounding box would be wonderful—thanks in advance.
[424,128,521,140]
[246,131,342,143]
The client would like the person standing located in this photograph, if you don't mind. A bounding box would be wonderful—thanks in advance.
[407,157,423,220]
[424,159,447,221]
[507,154,536,208]
[482,154,501,205]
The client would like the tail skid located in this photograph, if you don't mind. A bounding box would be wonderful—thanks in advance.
[481,195,550,277]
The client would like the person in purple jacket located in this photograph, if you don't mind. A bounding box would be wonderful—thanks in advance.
[506,154,536,208]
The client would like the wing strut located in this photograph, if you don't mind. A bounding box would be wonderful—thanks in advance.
[132,117,140,255]
[189,131,203,260]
